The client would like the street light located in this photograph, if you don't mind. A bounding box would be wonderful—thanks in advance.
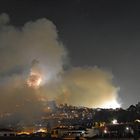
[112,119,118,124]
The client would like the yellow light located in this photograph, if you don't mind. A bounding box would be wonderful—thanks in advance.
[36,128,47,133]
[17,131,30,135]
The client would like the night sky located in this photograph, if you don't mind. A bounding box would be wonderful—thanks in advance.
[0,0,140,108]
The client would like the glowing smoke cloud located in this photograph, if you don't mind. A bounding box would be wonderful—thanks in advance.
[0,13,121,124]
[57,67,120,109]
[27,59,42,89]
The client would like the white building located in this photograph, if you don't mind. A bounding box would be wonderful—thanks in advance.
[0,129,16,136]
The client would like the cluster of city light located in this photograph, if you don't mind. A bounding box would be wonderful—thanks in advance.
[35,128,47,133]
[17,128,47,136]
[17,131,30,135]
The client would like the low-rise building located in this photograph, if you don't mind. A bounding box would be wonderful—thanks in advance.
[0,128,16,136]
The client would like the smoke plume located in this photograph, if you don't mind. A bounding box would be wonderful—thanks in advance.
[58,67,120,108]
[0,13,120,124]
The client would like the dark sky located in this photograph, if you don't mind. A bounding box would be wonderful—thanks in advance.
[0,0,140,108]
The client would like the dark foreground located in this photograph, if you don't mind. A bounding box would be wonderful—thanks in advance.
[0,137,139,140]
[0,137,53,140]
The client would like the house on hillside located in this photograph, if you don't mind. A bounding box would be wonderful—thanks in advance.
[0,128,16,136]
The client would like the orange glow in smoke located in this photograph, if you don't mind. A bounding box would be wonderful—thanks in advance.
[27,71,42,89]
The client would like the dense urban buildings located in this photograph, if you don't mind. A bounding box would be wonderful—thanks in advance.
[0,101,140,139]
